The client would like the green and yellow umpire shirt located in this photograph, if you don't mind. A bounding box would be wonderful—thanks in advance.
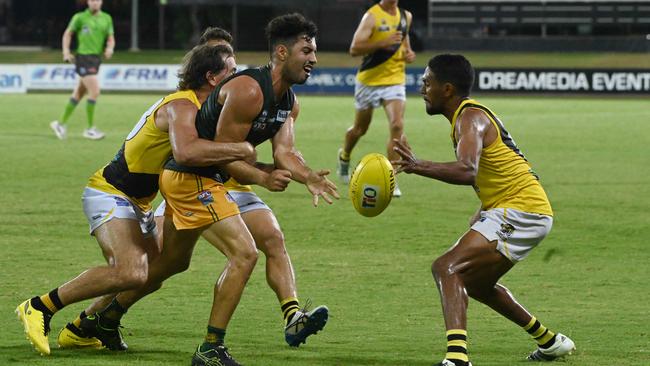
[67,9,114,55]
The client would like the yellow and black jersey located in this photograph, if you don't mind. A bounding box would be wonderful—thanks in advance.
[87,90,201,211]
[356,4,408,86]
[451,99,553,216]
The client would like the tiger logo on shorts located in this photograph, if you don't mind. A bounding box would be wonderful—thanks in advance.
[497,223,515,241]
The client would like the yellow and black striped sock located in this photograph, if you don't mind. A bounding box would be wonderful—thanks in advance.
[33,288,64,315]
[339,150,350,161]
[72,311,87,329]
[281,297,300,325]
[204,325,226,346]
[445,329,469,366]
[524,316,556,349]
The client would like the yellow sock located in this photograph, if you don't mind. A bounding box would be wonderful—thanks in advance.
[339,150,350,161]
[524,316,556,348]
[280,297,300,325]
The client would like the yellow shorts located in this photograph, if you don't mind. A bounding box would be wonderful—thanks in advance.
[160,170,240,230]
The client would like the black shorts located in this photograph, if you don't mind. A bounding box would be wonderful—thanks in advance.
[74,54,101,77]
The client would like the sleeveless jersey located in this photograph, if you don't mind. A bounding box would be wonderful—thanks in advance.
[451,99,553,216]
[165,64,296,184]
[87,90,201,211]
[356,4,408,86]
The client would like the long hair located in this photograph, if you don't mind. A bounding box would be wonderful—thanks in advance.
[177,44,233,90]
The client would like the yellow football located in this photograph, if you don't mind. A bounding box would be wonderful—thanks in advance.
[349,153,396,217]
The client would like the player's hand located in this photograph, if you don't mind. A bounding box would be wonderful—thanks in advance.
[104,48,114,60]
[262,169,292,192]
[63,51,73,63]
[391,138,418,174]
[305,170,339,206]
[404,49,416,63]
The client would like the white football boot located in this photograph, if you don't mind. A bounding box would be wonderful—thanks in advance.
[284,303,329,347]
[527,333,575,361]
[83,126,105,140]
[50,120,67,140]
[434,359,472,366]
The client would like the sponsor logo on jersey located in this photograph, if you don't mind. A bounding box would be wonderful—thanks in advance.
[276,110,289,123]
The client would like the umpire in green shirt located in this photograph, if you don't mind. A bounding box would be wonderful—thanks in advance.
[50,0,114,140]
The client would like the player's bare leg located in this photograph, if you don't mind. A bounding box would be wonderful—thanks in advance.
[191,215,257,366]
[17,219,155,354]
[339,108,373,183]
[58,219,155,304]
[382,98,406,196]
[72,78,88,101]
[431,230,573,365]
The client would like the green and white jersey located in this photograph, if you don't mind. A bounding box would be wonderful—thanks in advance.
[67,9,114,55]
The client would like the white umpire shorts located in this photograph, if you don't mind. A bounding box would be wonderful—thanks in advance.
[471,207,553,263]
[354,81,406,110]
[82,187,156,237]
[154,190,271,217]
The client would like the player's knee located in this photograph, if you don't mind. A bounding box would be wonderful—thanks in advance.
[259,231,287,258]
[431,256,453,280]
[233,246,258,274]
[349,124,368,137]
[114,265,148,290]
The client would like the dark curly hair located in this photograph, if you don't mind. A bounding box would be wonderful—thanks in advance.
[265,13,317,58]
[198,26,233,45]
[177,44,233,90]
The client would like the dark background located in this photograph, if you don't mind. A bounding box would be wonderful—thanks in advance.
[0,0,648,52]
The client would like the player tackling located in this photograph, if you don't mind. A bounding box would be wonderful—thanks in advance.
[392,54,575,365]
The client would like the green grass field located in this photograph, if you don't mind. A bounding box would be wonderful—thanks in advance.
[0,93,649,366]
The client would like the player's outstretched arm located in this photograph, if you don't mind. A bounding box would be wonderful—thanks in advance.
[164,98,255,167]
[272,101,339,206]
[392,109,490,185]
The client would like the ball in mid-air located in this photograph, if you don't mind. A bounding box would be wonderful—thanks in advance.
[349,153,395,217]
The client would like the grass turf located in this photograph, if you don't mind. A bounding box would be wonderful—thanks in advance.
[0,93,648,365]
